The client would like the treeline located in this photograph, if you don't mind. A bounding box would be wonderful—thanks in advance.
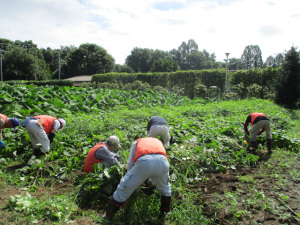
[91,47,300,109]
[0,38,289,81]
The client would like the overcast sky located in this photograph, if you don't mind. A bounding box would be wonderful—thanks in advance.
[1,0,299,64]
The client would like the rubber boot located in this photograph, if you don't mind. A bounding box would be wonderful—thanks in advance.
[250,141,257,153]
[105,198,124,220]
[267,139,272,155]
[159,195,171,219]
[33,148,44,157]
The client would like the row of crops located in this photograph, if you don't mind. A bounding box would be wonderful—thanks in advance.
[0,83,299,224]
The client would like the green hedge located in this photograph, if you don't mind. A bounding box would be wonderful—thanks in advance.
[91,67,281,99]
[92,70,227,98]
[2,79,74,87]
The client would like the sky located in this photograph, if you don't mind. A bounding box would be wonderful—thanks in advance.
[1,0,300,64]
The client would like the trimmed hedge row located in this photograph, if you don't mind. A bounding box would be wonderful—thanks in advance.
[92,67,281,99]
[92,70,226,99]
[2,79,75,87]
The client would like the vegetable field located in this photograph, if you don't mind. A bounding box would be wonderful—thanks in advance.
[0,83,299,224]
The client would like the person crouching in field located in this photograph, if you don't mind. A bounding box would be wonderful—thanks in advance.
[83,136,121,173]
[147,116,171,146]
[244,112,272,154]
[105,137,171,220]
[21,115,66,156]
[0,114,20,149]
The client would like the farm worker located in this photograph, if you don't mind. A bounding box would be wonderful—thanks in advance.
[244,112,272,154]
[21,115,66,155]
[106,137,171,220]
[83,135,122,173]
[0,114,20,149]
[147,116,171,146]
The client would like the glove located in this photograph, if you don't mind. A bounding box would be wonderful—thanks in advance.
[48,133,55,144]
[115,154,122,162]
[0,140,6,149]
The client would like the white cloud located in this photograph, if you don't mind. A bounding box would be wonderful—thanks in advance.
[0,0,299,64]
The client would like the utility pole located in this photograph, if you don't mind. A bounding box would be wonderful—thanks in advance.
[58,51,61,80]
[0,48,3,81]
[225,53,230,92]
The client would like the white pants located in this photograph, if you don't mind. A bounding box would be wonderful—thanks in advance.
[148,125,171,146]
[26,120,50,153]
[251,120,272,141]
[113,154,171,202]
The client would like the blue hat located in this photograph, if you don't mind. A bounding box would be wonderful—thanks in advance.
[11,118,20,130]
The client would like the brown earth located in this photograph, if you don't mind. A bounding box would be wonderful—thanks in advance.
[0,149,299,224]
[194,150,300,225]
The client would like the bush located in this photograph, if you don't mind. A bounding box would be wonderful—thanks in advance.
[194,84,207,98]
[122,80,151,91]
[153,85,168,93]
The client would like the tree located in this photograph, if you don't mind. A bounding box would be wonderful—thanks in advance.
[275,47,300,109]
[241,45,263,69]
[151,58,178,72]
[125,48,153,72]
[170,39,198,70]
[63,43,114,78]
[113,64,135,73]
[228,58,242,70]
[3,46,40,80]
[264,56,275,68]
[274,53,284,67]
[186,51,206,70]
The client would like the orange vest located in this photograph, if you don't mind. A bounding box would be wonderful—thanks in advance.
[83,143,105,173]
[34,115,57,134]
[134,137,167,162]
[0,114,7,130]
[250,113,266,125]
[0,114,7,138]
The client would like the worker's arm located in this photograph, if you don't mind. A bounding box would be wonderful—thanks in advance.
[244,115,251,135]
[95,146,121,167]
[127,141,137,171]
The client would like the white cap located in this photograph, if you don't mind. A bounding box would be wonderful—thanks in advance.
[107,135,121,148]
[58,119,66,129]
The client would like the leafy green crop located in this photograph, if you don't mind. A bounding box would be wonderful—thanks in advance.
[0,83,299,224]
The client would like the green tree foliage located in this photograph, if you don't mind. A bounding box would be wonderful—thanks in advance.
[170,39,219,70]
[113,64,135,73]
[274,53,284,67]
[151,58,178,72]
[125,48,153,72]
[264,56,275,68]
[241,45,263,69]
[125,48,177,73]
[228,58,242,70]
[275,47,300,109]
[2,46,50,81]
[264,53,284,68]
[63,43,114,78]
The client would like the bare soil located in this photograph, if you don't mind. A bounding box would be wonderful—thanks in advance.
[0,149,299,224]
[195,150,300,225]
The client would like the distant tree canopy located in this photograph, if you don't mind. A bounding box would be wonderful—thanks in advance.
[0,37,298,89]
[241,45,263,69]
[275,47,300,109]
[61,43,115,78]
[125,48,177,73]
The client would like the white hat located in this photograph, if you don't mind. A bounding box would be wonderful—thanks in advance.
[58,119,66,129]
[107,135,121,148]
